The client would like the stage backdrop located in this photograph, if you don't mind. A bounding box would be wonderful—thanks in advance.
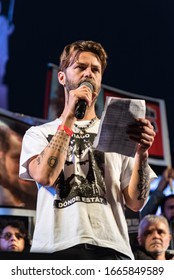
[44,63,171,168]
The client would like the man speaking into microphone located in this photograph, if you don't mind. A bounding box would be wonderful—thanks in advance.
[19,40,156,260]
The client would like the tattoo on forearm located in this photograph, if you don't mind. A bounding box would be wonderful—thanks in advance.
[48,130,69,154]
[48,156,58,168]
[137,161,150,200]
[36,151,45,165]
[36,156,41,165]
[36,130,69,168]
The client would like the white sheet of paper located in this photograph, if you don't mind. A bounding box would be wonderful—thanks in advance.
[94,97,146,157]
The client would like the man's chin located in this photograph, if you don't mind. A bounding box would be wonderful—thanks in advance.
[8,245,18,251]
[147,247,162,255]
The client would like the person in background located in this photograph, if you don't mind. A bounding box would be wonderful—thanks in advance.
[19,40,156,260]
[133,214,174,260]
[0,219,30,252]
[160,194,174,222]
[141,167,174,249]
[141,167,174,219]
[0,123,37,209]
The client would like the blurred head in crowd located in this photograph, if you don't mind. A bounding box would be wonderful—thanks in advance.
[0,123,37,209]
[137,214,172,260]
[161,194,174,222]
[0,219,30,252]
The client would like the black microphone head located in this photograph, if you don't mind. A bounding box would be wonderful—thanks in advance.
[79,81,94,92]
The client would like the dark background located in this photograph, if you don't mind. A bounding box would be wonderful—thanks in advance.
[3,1,174,160]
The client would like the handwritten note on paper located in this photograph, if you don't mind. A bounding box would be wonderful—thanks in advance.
[94,97,146,157]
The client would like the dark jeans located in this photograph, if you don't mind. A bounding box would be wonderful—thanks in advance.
[52,244,131,260]
[0,245,131,260]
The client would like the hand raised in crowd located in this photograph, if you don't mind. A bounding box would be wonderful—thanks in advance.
[161,167,174,191]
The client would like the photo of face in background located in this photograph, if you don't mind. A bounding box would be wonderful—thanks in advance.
[0,110,45,210]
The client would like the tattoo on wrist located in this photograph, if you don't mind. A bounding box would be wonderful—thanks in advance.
[137,160,150,200]
[48,130,69,154]
[36,131,69,168]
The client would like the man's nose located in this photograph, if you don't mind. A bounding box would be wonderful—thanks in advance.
[10,234,17,241]
[83,68,92,77]
[152,231,160,238]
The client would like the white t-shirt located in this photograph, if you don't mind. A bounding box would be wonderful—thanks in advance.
[19,118,156,259]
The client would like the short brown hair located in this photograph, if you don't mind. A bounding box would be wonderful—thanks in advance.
[59,40,108,74]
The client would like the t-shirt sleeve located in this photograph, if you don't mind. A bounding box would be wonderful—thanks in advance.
[19,126,49,180]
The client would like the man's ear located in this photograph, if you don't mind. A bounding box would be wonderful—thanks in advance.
[58,71,65,86]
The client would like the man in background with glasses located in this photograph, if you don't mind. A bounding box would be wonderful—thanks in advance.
[0,219,30,252]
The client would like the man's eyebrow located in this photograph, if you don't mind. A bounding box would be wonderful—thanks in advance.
[75,62,86,66]
[76,61,100,67]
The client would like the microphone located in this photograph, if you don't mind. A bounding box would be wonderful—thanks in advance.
[74,81,94,119]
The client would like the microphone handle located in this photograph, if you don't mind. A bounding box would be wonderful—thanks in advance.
[75,100,87,119]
